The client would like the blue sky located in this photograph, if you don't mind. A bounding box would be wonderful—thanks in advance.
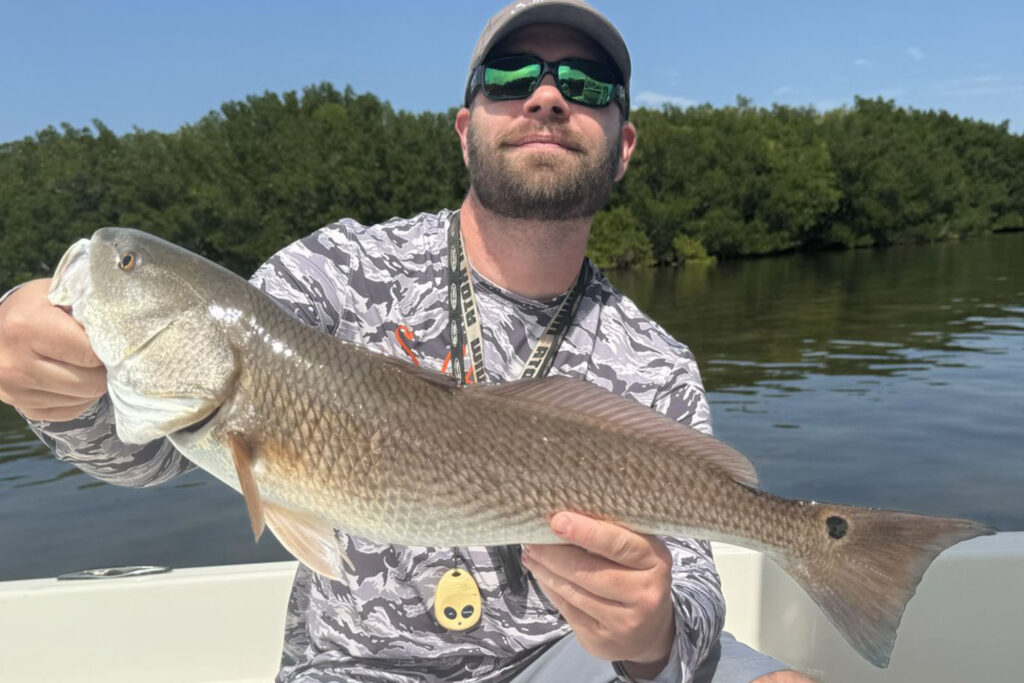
[1,0,1021,143]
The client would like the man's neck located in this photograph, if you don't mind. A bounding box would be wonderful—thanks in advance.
[457,192,590,300]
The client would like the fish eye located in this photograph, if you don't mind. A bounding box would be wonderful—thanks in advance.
[119,252,137,271]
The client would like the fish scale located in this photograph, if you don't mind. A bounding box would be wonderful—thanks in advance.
[48,227,995,668]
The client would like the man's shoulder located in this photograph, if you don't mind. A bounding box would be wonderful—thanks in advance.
[582,268,710,430]
[250,209,452,334]
[587,266,695,363]
[296,209,451,265]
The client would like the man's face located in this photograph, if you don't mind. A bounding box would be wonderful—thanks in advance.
[455,24,637,222]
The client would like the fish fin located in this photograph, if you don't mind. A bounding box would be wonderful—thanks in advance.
[469,376,758,487]
[264,503,354,580]
[228,433,265,541]
[774,505,995,667]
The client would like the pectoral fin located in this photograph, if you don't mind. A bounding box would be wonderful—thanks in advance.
[264,504,355,580]
[228,433,265,541]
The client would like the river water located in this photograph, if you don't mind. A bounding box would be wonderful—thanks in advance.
[1,233,1022,580]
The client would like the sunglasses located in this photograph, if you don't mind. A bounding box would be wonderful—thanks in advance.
[468,54,627,112]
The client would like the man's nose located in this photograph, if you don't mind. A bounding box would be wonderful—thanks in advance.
[521,73,569,119]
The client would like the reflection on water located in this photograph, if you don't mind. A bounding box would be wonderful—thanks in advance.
[614,234,1023,391]
[1,233,1022,579]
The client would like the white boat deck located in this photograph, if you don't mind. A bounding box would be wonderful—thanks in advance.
[1,533,1020,682]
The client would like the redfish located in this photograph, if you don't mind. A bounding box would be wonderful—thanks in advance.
[48,228,993,667]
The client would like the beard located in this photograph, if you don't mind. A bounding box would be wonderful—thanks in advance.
[466,120,621,221]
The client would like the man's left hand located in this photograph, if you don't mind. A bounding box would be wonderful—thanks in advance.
[521,511,676,678]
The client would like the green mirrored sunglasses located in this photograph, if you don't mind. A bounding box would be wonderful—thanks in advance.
[468,54,628,113]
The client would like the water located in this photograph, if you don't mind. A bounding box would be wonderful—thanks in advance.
[1,233,1022,580]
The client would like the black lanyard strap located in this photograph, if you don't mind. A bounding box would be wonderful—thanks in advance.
[448,212,488,384]
[447,212,586,386]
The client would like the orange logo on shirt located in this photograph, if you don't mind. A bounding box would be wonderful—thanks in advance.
[395,325,420,366]
[396,324,474,383]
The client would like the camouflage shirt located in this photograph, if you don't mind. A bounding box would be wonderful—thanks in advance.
[26,210,725,682]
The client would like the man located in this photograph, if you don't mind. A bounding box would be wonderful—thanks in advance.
[0,1,813,681]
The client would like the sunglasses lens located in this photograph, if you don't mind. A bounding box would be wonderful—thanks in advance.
[483,57,542,99]
[558,61,615,106]
[477,56,619,108]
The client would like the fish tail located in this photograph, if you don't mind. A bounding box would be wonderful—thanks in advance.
[773,504,994,667]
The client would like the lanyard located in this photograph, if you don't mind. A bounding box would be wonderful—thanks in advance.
[447,212,587,386]
[445,212,587,595]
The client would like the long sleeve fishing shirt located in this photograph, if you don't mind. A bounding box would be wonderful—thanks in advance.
[21,210,725,683]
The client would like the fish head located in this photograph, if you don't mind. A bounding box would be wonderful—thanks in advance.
[49,228,242,443]
[51,228,203,365]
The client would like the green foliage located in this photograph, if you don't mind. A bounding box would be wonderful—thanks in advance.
[0,85,1021,290]
[672,234,715,264]
[586,206,654,269]
[609,96,1022,262]
[615,101,842,260]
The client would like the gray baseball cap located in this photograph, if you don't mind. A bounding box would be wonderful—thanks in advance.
[464,0,631,115]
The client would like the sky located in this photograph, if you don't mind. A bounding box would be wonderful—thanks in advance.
[1,0,1022,143]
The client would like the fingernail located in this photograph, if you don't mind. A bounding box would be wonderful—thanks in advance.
[553,514,570,536]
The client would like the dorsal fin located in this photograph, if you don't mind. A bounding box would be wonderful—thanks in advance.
[465,376,758,487]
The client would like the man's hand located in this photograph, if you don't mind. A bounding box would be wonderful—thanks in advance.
[521,511,676,679]
[0,278,106,421]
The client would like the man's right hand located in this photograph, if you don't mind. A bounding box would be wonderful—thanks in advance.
[0,278,107,421]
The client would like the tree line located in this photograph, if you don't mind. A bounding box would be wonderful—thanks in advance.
[1,82,1021,288]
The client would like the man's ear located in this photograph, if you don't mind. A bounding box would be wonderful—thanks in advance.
[614,120,637,182]
[454,107,471,167]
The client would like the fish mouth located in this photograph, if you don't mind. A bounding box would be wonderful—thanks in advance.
[48,237,92,316]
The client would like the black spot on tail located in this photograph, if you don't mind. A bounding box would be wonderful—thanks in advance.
[827,515,849,539]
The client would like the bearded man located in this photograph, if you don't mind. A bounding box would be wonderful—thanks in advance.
[0,1,813,681]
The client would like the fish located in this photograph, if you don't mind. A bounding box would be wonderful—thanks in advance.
[47,227,994,668]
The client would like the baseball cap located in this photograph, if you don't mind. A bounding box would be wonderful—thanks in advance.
[465,0,631,115]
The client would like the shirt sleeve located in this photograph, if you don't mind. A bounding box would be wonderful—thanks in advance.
[22,396,195,487]
[634,354,724,683]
